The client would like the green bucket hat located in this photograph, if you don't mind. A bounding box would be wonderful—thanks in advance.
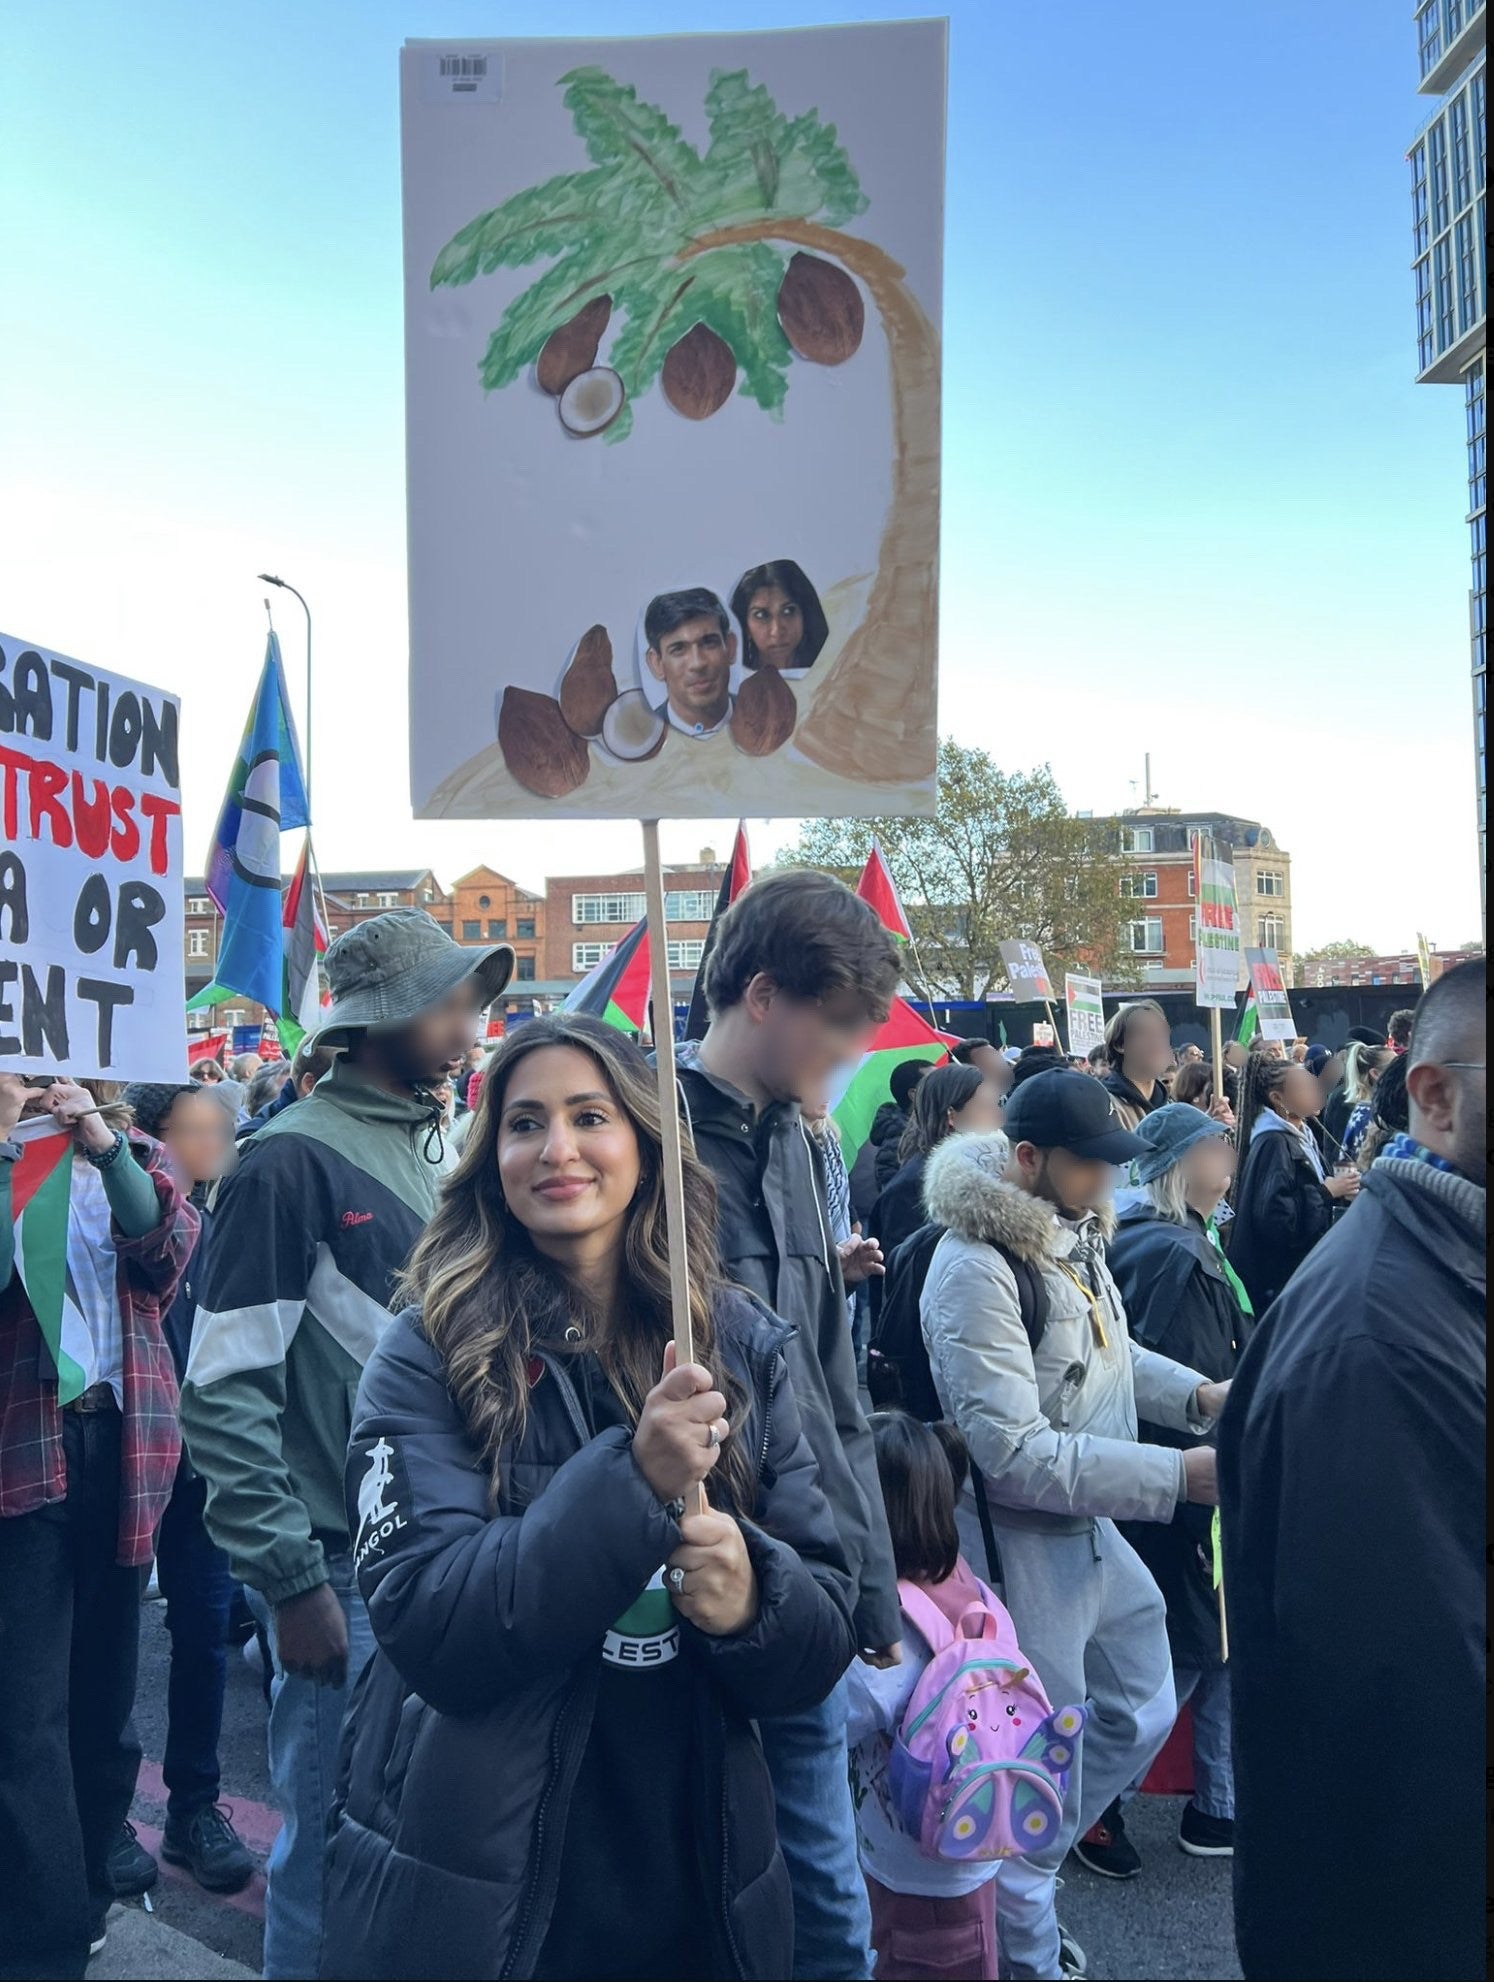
[308,910,514,1049]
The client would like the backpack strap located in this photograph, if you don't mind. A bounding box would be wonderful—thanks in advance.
[897,1579,957,1656]
[991,1242,1051,1350]
[969,1461,1005,1593]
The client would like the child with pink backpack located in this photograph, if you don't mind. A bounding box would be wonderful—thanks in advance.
[847,1415,1087,1982]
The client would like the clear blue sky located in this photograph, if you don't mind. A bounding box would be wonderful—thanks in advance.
[1,1,1480,949]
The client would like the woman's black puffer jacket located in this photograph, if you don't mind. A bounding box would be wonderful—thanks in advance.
[322,1287,856,1981]
[1227,1122,1335,1314]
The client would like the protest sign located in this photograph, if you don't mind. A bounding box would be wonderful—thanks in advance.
[400,21,946,822]
[998,941,1056,1003]
[1064,974,1106,1057]
[1243,949,1297,1041]
[1191,832,1241,1010]
[1415,931,1433,988]
[1031,1020,1056,1048]
[0,633,185,1083]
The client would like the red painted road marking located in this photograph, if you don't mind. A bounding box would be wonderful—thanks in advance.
[134,1760,283,1856]
[128,1820,266,1922]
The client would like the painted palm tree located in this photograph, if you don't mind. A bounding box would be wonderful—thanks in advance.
[430,66,939,787]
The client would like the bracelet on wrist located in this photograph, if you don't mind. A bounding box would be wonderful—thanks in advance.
[85,1130,127,1170]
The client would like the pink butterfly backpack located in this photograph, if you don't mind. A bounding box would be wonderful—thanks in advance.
[887,1578,1087,1863]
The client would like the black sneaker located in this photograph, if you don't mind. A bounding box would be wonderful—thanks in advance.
[1072,1798,1142,1880]
[105,1821,159,1897]
[161,1803,256,1893]
[1178,1800,1235,1857]
[87,1907,109,1958]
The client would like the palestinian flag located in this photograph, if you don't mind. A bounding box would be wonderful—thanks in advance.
[9,1120,87,1404]
[277,839,330,1057]
[832,998,954,1167]
[683,823,752,1041]
[562,918,651,1035]
[856,842,912,941]
[1235,989,1259,1049]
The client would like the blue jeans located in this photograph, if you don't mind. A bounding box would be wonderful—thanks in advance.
[1175,1664,1234,1820]
[247,1557,374,1981]
[759,1675,873,1981]
[155,1471,233,1819]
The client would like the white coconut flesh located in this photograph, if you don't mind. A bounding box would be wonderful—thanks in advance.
[559,367,624,436]
[600,690,666,760]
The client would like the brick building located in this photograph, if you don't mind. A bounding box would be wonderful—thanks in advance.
[1084,808,1295,988]
[442,866,544,993]
[1299,947,1479,988]
[544,847,732,1003]
[319,869,447,936]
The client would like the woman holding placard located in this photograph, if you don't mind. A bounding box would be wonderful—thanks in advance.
[321,1014,855,1981]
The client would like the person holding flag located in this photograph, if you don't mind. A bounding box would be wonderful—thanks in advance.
[0,1074,198,1974]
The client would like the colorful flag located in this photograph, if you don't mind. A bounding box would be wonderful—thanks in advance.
[562,919,651,1034]
[855,842,912,941]
[277,839,330,1056]
[683,824,752,1041]
[1234,989,1259,1048]
[202,633,310,1017]
[187,1030,228,1067]
[1192,831,1241,1009]
[9,1120,87,1404]
[831,997,954,1167]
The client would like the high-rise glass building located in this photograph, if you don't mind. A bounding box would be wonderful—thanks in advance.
[1408,0,1487,906]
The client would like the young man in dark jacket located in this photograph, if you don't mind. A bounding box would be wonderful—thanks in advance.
[676,869,903,1982]
[1220,962,1485,1982]
[182,913,511,1980]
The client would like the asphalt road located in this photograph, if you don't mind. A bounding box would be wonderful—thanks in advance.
[101,1594,1241,1980]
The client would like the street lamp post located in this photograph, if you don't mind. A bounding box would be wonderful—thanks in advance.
[258,574,312,805]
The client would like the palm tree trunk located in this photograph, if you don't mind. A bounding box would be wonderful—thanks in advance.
[680,221,939,789]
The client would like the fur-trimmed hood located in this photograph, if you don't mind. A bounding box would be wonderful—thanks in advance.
[921,1131,1115,1263]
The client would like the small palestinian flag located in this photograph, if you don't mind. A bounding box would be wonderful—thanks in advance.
[683,823,752,1041]
[855,842,912,942]
[563,918,651,1035]
[278,839,330,1057]
[1235,989,1259,1049]
[9,1120,87,1404]
[832,999,954,1167]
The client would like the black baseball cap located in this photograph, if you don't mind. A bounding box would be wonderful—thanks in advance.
[1003,1068,1150,1164]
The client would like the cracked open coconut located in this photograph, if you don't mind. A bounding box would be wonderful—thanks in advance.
[558,367,625,438]
[599,690,667,762]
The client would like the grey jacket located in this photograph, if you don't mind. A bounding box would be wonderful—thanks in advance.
[919,1133,1210,1536]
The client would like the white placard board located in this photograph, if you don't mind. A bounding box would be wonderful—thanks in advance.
[1065,973,1106,1056]
[0,633,185,1082]
[1244,949,1297,1041]
[1192,834,1241,1011]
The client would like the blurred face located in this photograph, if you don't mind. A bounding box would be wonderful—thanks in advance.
[950,1083,1004,1136]
[646,614,735,724]
[1118,1009,1173,1084]
[496,1046,641,1257]
[745,975,879,1103]
[962,1042,1005,1088]
[159,1087,233,1188]
[1011,1141,1115,1218]
[1274,1063,1324,1119]
[375,983,484,1086]
[195,1062,224,1084]
[1179,1136,1235,1212]
[1179,1043,1203,1065]
[745,585,803,670]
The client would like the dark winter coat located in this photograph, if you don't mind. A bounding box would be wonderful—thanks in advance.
[677,1061,901,1650]
[1109,1201,1251,1668]
[866,1151,930,1264]
[1100,1069,1165,1133]
[234,1074,297,1142]
[1226,1116,1334,1312]
[322,1289,856,1981]
[870,1102,911,1193]
[1220,1155,1485,1981]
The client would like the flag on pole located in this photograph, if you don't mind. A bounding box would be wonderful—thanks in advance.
[683,824,752,1041]
[855,841,912,941]
[832,999,955,1167]
[562,919,651,1034]
[277,839,330,1057]
[198,634,310,1018]
[1234,989,1259,1049]
[9,1120,88,1404]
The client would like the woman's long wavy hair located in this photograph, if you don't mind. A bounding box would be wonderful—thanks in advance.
[396,1014,752,1512]
[897,1062,984,1163]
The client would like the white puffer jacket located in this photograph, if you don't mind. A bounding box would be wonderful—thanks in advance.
[919,1134,1209,1534]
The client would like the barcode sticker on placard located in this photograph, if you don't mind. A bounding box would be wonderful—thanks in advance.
[419,50,503,104]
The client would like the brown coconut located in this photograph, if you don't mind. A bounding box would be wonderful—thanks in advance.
[558,625,617,738]
[536,295,612,396]
[777,253,864,365]
[498,686,591,797]
[661,323,737,419]
[730,667,797,757]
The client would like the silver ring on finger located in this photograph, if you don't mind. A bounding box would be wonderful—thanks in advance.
[666,1566,686,1596]
[705,1421,721,1450]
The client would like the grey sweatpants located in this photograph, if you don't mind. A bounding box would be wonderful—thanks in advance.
[956,1503,1177,1982]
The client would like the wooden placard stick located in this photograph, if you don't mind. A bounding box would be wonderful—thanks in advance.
[1210,1007,1225,1104]
[641,820,705,1517]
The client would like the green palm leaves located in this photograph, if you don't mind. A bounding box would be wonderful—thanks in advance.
[430,65,868,442]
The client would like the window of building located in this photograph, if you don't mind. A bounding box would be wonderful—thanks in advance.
[1415,254,1435,369]
[1456,214,1479,332]
[1128,918,1164,955]
[1451,92,1472,212]
[667,940,705,969]
[573,892,646,924]
[1119,872,1158,899]
[1257,914,1285,949]
[477,895,491,910]
[664,889,715,921]
[187,929,210,959]
[376,891,399,908]
[1411,141,1430,256]
[515,956,536,981]
[516,918,535,939]
[488,918,507,939]
[1473,70,1486,193]
[354,892,369,907]
[1434,236,1456,350]
[1417,0,1442,76]
[1255,870,1285,897]
[573,941,616,971]
[186,896,211,916]
[224,1009,245,1029]
[422,886,434,903]
[1120,826,1154,854]
[1430,119,1450,235]
[1186,869,1197,898]
[462,920,481,940]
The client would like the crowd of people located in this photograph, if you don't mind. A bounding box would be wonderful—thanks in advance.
[0,876,1481,1982]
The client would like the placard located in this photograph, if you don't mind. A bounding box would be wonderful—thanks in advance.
[1064,973,1106,1057]
[0,633,185,1082]
[400,22,946,821]
[1191,832,1241,1010]
[1243,949,1297,1041]
[999,940,1055,1003]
